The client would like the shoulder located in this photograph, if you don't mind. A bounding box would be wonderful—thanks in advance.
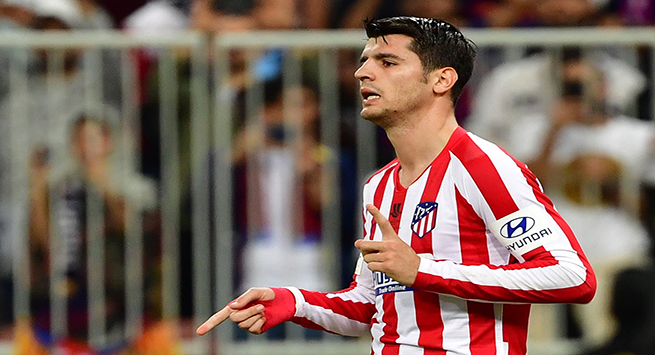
[448,130,534,191]
[449,130,521,171]
[364,159,399,185]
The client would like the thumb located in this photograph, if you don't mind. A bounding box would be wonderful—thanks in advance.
[230,288,274,310]
[366,204,397,240]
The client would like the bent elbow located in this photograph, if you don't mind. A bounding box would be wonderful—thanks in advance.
[571,271,597,304]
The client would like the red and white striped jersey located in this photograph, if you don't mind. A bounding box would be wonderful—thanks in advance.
[285,127,596,355]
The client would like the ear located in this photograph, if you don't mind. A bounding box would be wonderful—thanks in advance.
[432,67,458,96]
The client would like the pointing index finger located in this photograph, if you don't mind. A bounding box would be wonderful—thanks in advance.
[196,305,233,335]
[366,204,395,238]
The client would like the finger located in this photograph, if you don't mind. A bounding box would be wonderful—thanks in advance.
[229,288,269,310]
[249,317,267,334]
[230,304,265,323]
[196,305,233,335]
[238,313,263,330]
[366,204,397,239]
[362,251,384,264]
[355,240,383,255]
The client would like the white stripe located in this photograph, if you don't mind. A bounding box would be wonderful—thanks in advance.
[286,286,305,317]
[395,291,419,347]
[426,210,435,232]
[433,164,463,263]
[399,344,424,355]
[440,295,471,355]
[301,303,370,336]
[371,296,385,355]
[494,304,508,355]
[418,257,586,292]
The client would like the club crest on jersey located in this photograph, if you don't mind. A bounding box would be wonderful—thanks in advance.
[411,202,438,238]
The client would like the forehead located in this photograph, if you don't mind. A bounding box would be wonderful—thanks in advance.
[361,34,416,56]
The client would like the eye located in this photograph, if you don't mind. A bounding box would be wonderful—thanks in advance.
[382,60,395,67]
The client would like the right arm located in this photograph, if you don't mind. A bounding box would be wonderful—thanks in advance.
[196,260,377,336]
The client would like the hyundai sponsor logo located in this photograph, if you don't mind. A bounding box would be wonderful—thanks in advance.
[500,216,535,238]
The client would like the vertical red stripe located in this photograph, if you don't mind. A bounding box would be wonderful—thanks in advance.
[379,170,408,354]
[413,154,451,351]
[503,304,530,355]
[456,188,497,355]
[370,165,396,240]
[380,293,400,355]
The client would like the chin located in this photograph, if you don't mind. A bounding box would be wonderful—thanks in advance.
[361,109,392,128]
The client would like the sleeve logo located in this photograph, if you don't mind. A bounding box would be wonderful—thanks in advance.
[490,205,559,256]
[499,216,536,238]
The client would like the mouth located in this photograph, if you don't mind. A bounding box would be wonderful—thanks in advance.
[361,88,381,104]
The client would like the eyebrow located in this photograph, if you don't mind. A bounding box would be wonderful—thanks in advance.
[359,52,404,64]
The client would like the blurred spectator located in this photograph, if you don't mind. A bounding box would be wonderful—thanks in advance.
[466,0,537,27]
[123,0,188,33]
[498,58,653,345]
[465,47,646,153]
[15,113,180,354]
[233,80,332,293]
[601,0,655,26]
[231,79,354,338]
[190,0,331,32]
[502,56,653,192]
[577,267,655,355]
[95,0,147,27]
[339,0,468,28]
[0,0,121,327]
[75,0,114,29]
[533,0,599,26]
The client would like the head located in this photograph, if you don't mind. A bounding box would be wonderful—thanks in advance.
[356,17,476,125]
[261,79,321,143]
[70,115,114,166]
[559,50,609,124]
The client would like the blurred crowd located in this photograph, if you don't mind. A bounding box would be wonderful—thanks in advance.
[2,0,655,34]
[1,0,655,354]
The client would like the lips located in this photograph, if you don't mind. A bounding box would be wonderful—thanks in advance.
[361,88,381,104]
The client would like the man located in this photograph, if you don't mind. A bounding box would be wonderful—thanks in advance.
[197,17,596,354]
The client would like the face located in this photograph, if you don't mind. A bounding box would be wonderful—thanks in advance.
[72,121,112,166]
[355,34,434,127]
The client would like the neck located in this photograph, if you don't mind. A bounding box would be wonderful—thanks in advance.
[387,108,459,188]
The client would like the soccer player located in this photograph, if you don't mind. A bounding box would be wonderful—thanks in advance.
[197,16,597,354]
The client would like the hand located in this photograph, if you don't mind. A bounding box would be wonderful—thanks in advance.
[196,287,274,336]
[354,204,420,286]
[551,98,583,127]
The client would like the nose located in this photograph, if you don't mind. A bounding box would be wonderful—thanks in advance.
[354,60,373,82]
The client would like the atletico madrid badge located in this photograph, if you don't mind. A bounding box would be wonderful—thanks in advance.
[411,202,438,238]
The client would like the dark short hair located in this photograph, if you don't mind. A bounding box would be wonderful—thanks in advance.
[364,17,476,105]
[70,114,113,140]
